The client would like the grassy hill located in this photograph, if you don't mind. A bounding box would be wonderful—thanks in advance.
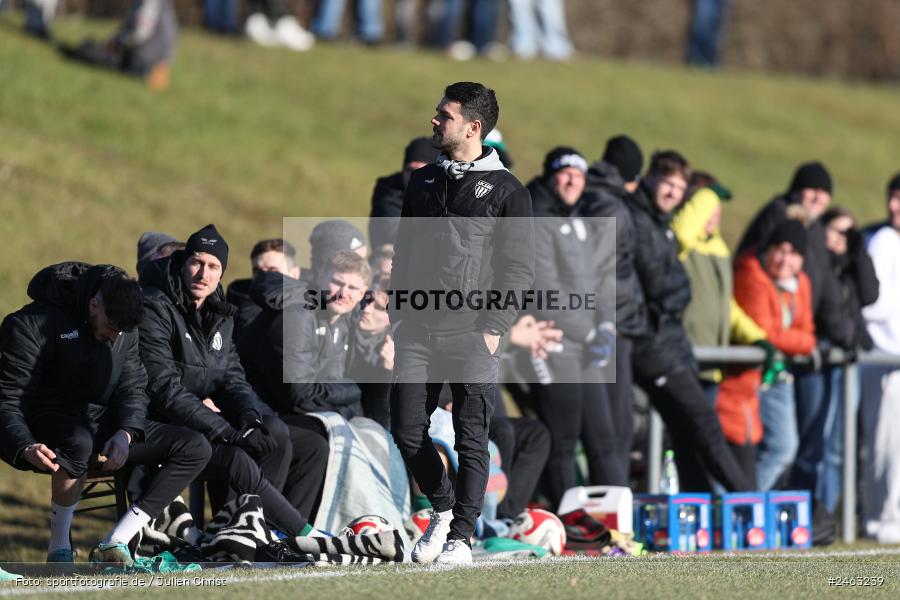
[2,15,900,314]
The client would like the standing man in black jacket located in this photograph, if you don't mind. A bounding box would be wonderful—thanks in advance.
[0,263,210,568]
[628,151,751,493]
[139,224,321,538]
[581,134,648,485]
[391,81,534,564]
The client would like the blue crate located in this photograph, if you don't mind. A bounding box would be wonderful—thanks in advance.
[634,493,712,553]
[765,490,812,549]
[714,492,768,550]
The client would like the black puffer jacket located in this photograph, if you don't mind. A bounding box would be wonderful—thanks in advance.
[627,183,696,379]
[139,253,262,442]
[737,195,855,349]
[527,177,600,343]
[237,271,361,419]
[581,160,648,338]
[369,171,405,249]
[391,147,535,336]
[828,242,880,352]
[0,263,148,467]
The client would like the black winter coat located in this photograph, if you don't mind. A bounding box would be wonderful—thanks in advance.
[139,253,262,442]
[828,242,880,352]
[237,271,361,419]
[627,183,697,379]
[527,177,600,343]
[391,148,535,336]
[368,171,405,249]
[737,195,855,349]
[0,263,148,467]
[581,160,649,338]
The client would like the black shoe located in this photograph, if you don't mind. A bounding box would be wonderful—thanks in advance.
[812,500,836,546]
[255,541,311,564]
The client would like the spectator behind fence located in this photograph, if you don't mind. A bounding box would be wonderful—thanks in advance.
[138,224,324,538]
[311,0,384,44]
[526,146,623,502]
[790,206,878,543]
[439,0,504,61]
[581,134,647,483]
[244,1,315,51]
[671,174,767,406]
[628,150,751,493]
[718,219,815,491]
[0,263,211,568]
[861,173,900,544]
[507,0,573,60]
[57,0,177,91]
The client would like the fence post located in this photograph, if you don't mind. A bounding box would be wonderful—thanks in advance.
[842,361,859,544]
[647,408,663,493]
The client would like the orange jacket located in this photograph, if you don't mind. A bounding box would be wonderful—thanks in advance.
[716,249,816,445]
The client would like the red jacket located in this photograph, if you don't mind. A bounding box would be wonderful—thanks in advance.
[717,249,816,445]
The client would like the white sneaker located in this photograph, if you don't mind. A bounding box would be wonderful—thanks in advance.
[274,16,315,52]
[447,40,476,61]
[245,13,280,47]
[411,509,453,563]
[434,538,472,565]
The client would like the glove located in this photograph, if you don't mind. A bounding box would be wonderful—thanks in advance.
[584,322,616,368]
[231,416,277,458]
[753,339,777,372]
[754,339,785,386]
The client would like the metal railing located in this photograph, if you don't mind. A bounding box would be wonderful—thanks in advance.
[645,345,900,544]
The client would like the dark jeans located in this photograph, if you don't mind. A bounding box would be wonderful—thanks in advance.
[280,413,330,521]
[22,418,210,518]
[638,368,752,493]
[686,0,729,66]
[391,329,499,541]
[490,416,550,519]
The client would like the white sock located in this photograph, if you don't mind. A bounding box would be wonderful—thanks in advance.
[104,506,151,545]
[48,502,77,553]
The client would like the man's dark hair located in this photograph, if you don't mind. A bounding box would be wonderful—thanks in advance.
[99,275,144,331]
[647,150,691,181]
[251,239,297,262]
[444,82,499,141]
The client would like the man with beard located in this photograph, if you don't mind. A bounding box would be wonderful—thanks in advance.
[390,81,534,564]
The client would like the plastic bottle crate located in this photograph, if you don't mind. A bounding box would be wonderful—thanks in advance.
[714,493,768,550]
[765,490,812,549]
[634,493,712,553]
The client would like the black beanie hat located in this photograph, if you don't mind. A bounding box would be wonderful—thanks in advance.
[767,219,808,257]
[602,135,643,183]
[887,172,900,196]
[309,220,366,273]
[788,161,832,195]
[542,146,588,179]
[403,137,440,168]
[185,224,229,271]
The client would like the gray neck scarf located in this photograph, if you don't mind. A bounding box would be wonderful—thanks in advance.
[437,158,475,180]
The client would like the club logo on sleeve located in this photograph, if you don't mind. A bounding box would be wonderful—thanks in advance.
[474,180,494,199]
[211,332,223,351]
[60,330,79,340]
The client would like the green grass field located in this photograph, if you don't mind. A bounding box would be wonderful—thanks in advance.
[1,13,900,316]
[3,12,900,599]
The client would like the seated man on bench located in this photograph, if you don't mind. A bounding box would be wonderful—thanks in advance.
[0,263,211,569]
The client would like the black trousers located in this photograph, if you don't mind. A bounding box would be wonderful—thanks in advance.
[489,416,551,519]
[638,368,752,493]
[532,344,627,508]
[23,418,211,518]
[391,329,498,541]
[280,413,330,521]
[605,335,635,485]
[727,442,758,490]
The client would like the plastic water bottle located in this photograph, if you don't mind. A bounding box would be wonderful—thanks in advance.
[678,506,697,551]
[531,356,553,385]
[660,449,680,494]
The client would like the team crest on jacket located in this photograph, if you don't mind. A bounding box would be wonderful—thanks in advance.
[211,331,223,351]
[474,180,494,199]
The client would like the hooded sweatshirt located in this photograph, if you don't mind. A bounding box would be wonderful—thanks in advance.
[391,146,534,336]
[0,263,148,466]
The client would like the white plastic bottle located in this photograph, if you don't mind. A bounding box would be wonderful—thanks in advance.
[660,449,680,494]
